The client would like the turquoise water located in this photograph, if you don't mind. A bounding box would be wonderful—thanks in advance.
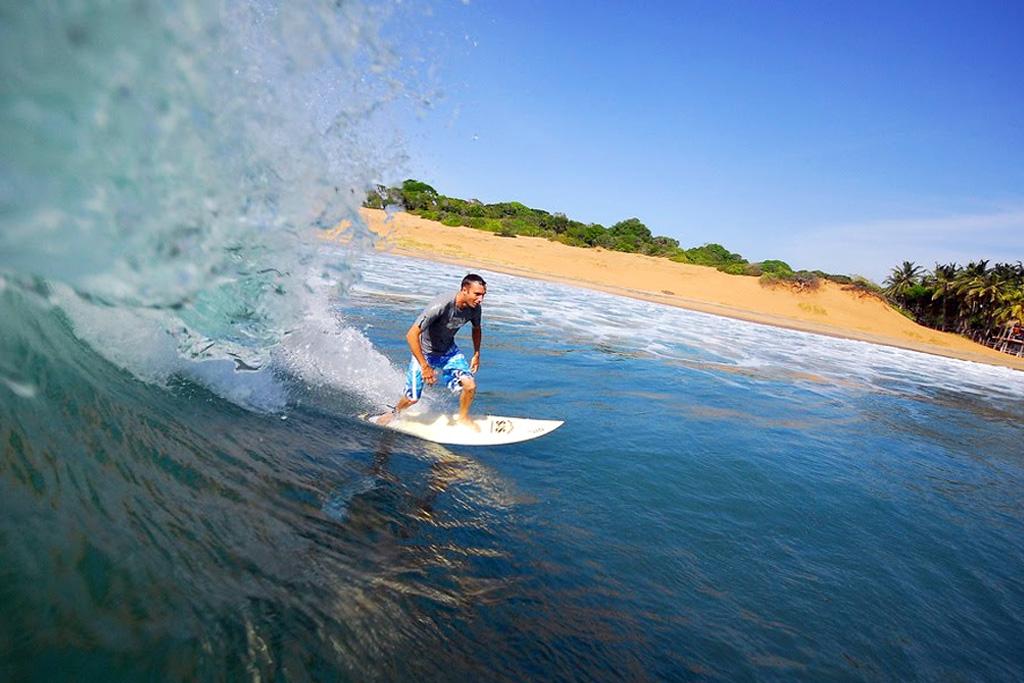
[4,2,1024,680]
[4,253,1024,680]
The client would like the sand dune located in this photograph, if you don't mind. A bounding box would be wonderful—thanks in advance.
[336,209,1023,371]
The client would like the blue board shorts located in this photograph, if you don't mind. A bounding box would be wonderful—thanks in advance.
[405,345,473,400]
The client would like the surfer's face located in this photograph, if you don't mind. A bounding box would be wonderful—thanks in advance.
[461,283,486,307]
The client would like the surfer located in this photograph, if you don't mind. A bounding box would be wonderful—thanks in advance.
[377,273,486,429]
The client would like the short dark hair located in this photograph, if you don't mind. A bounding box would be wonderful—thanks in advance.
[461,273,486,289]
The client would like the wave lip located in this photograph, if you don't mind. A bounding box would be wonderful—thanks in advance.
[1,1,402,302]
[1,1,422,411]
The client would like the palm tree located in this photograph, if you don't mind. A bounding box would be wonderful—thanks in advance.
[997,286,1024,325]
[992,263,1024,326]
[953,260,990,335]
[930,263,960,331]
[884,261,923,304]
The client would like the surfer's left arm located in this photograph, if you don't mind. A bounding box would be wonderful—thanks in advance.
[471,324,481,373]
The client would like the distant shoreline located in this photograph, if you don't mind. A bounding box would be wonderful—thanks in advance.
[340,209,1024,372]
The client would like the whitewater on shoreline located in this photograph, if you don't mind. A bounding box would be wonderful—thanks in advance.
[349,208,1024,373]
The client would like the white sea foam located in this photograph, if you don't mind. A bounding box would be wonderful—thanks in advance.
[52,283,284,411]
[273,261,404,407]
[352,253,1024,404]
[54,258,405,413]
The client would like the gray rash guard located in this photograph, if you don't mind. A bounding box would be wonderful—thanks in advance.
[414,293,481,357]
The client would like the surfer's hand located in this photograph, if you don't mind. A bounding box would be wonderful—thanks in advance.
[470,352,480,373]
[422,365,437,384]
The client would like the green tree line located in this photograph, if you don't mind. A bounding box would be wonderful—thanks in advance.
[365,180,856,285]
[884,260,1024,342]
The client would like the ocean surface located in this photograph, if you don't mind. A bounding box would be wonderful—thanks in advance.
[3,251,1024,681]
[3,2,1024,681]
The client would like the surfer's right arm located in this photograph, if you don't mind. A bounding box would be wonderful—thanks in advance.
[405,323,437,384]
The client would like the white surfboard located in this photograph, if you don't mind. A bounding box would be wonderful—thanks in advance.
[360,411,564,446]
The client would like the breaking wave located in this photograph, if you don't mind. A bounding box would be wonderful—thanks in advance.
[0,0,423,412]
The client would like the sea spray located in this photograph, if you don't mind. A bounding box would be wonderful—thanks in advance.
[0,1,424,408]
[1,1,393,295]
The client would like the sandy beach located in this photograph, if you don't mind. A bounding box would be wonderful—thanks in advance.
[337,209,1023,371]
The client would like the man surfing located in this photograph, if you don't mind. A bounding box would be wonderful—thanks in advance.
[376,273,486,429]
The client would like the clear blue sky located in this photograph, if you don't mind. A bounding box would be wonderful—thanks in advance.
[382,1,1023,281]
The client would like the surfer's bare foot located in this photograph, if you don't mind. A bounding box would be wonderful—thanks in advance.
[375,411,397,426]
[457,416,480,432]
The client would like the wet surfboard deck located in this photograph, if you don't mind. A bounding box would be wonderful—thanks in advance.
[359,411,564,446]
